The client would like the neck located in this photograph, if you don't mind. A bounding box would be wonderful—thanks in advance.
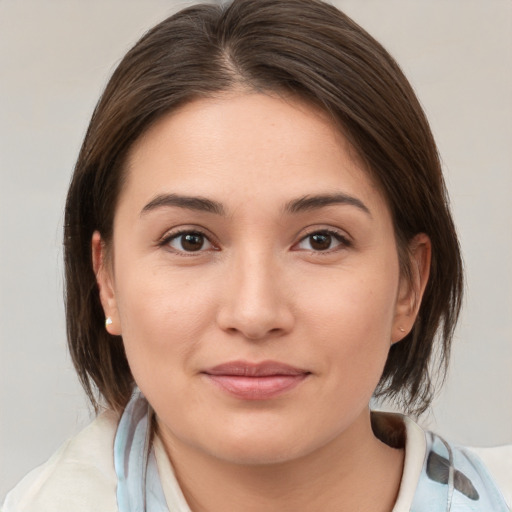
[158,410,405,512]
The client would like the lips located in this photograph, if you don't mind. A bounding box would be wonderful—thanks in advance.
[202,360,310,400]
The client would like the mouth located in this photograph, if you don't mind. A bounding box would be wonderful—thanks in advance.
[202,360,311,400]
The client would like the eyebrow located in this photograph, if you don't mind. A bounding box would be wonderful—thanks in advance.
[140,192,371,217]
[141,193,226,216]
[284,193,371,216]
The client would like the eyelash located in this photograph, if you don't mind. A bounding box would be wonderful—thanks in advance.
[159,229,218,255]
[159,228,352,255]
[295,229,352,253]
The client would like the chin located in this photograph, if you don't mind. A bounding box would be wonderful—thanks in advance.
[211,438,308,466]
[195,421,326,467]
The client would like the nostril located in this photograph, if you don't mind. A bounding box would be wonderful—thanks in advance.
[222,324,285,341]
[215,279,295,339]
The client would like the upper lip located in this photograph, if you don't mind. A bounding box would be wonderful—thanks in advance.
[203,360,309,377]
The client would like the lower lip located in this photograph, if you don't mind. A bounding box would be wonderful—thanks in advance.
[204,374,309,400]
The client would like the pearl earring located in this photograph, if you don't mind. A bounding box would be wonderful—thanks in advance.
[105,317,113,328]
[399,327,405,333]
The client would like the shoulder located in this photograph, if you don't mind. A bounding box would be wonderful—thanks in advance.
[375,412,512,512]
[467,444,512,509]
[2,409,119,512]
[413,431,511,511]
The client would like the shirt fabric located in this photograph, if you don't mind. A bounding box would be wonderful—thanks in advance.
[3,394,511,511]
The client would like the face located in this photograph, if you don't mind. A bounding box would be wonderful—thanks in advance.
[95,93,426,465]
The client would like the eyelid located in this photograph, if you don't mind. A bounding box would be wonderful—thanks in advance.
[158,226,219,253]
[292,227,352,252]
[157,225,351,254]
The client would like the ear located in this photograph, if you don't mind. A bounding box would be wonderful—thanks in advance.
[92,231,122,336]
[391,233,431,344]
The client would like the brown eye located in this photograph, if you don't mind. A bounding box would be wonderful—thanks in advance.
[309,233,332,251]
[167,231,212,252]
[295,230,349,252]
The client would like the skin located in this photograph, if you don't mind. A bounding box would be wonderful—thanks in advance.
[93,93,430,511]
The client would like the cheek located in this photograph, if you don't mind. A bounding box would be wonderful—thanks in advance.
[113,261,216,382]
[300,264,399,379]
[302,263,399,331]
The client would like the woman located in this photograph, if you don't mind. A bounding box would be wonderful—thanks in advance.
[3,0,510,510]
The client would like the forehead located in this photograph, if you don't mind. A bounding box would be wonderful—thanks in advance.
[122,93,386,216]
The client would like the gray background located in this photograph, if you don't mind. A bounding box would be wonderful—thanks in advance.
[1,0,511,501]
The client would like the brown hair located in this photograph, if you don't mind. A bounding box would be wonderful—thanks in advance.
[64,0,463,416]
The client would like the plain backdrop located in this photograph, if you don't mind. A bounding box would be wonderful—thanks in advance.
[1,0,511,501]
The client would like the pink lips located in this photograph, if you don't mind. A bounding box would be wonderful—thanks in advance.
[202,360,310,400]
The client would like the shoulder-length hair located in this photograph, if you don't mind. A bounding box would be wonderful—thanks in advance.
[64,0,463,416]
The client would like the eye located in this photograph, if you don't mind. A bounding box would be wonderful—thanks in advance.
[166,231,214,253]
[295,230,350,252]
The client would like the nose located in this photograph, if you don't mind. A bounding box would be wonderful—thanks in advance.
[216,250,295,341]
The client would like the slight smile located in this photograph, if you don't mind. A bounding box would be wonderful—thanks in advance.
[202,360,311,400]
